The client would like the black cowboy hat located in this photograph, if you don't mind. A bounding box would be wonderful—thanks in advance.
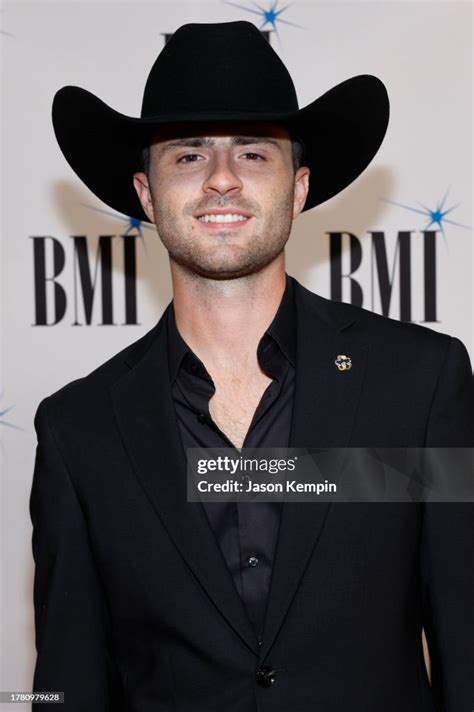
[52,20,389,223]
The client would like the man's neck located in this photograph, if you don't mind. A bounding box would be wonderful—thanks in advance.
[170,258,286,375]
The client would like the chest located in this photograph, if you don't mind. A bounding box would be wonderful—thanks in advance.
[208,370,274,449]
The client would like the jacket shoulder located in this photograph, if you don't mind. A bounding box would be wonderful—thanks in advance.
[296,277,455,350]
[35,311,167,417]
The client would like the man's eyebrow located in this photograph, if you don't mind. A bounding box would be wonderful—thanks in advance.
[231,136,282,149]
[160,137,215,152]
[159,136,282,153]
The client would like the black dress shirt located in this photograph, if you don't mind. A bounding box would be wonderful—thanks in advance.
[166,273,297,642]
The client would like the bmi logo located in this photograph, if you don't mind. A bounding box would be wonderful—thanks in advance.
[328,190,470,324]
[329,229,438,323]
[31,235,140,326]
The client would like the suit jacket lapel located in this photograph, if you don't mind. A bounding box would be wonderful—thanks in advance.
[109,308,260,656]
[259,279,369,660]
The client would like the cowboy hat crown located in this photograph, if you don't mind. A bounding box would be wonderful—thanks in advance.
[141,21,299,118]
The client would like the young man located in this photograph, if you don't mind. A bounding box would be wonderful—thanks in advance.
[30,21,473,711]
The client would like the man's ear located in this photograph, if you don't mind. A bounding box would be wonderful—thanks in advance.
[132,172,155,223]
[292,166,310,219]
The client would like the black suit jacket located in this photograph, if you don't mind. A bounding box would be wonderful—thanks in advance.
[30,276,473,711]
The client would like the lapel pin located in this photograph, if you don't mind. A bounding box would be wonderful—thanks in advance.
[335,354,352,372]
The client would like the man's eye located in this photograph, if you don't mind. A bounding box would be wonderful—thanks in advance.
[177,154,203,163]
[242,152,264,161]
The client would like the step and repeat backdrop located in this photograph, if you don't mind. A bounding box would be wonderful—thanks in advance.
[1,0,472,702]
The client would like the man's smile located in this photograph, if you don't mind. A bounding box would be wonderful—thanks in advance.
[194,208,253,228]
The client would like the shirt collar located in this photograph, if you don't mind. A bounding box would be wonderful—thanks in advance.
[167,272,297,384]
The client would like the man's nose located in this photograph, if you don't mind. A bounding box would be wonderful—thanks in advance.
[202,151,243,196]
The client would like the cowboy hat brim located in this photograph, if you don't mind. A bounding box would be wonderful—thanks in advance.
[52,74,389,223]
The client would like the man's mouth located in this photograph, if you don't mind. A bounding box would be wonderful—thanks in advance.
[196,213,250,224]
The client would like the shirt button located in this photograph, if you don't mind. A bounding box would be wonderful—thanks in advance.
[248,555,259,568]
[197,412,207,423]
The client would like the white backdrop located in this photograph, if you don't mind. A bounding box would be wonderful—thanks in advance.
[1,0,472,704]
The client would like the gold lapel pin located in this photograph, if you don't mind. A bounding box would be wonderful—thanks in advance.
[335,354,352,372]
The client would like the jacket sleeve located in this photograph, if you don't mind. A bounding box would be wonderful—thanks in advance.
[421,336,474,711]
[29,397,126,711]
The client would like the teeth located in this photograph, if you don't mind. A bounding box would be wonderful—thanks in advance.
[198,214,249,223]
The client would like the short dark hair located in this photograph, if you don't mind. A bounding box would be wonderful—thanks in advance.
[139,134,305,176]
[290,136,305,172]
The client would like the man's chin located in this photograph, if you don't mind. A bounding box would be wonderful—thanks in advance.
[170,254,270,281]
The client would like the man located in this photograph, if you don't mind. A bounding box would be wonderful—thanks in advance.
[30,21,473,712]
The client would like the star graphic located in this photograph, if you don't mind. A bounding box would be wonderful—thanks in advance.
[80,203,154,256]
[223,0,303,42]
[382,188,471,245]
[0,391,23,446]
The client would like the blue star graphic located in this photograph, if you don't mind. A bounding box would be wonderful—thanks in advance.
[0,391,23,445]
[80,203,155,256]
[223,0,303,42]
[382,188,471,245]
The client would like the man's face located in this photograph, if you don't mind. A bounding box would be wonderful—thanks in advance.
[133,121,310,280]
